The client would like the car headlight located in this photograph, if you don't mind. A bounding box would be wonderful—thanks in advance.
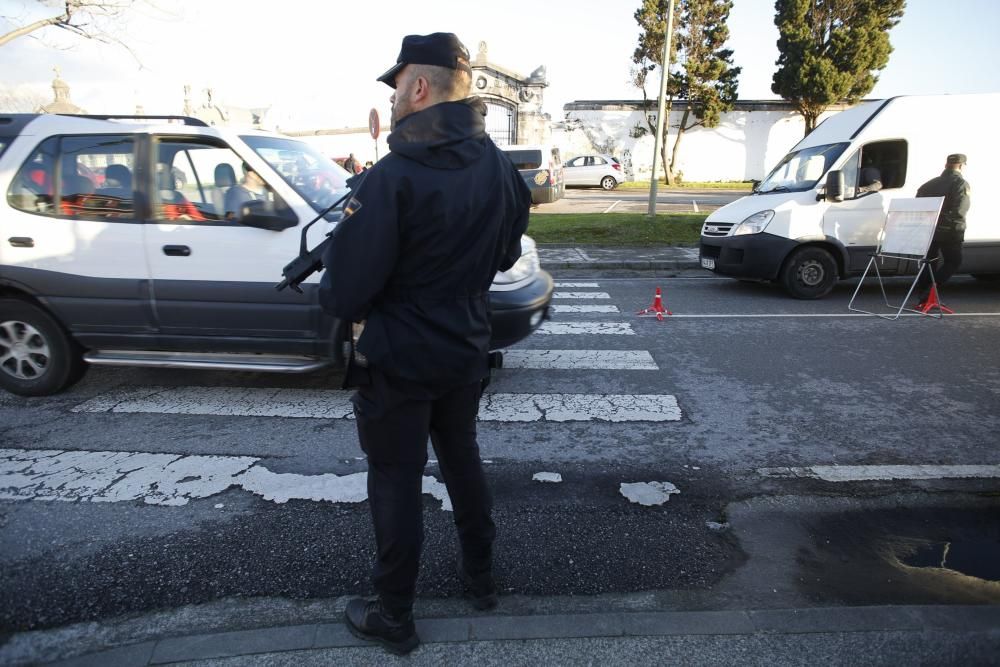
[492,235,540,288]
[732,210,774,236]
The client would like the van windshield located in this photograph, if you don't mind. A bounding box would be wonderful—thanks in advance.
[241,135,350,217]
[757,142,849,193]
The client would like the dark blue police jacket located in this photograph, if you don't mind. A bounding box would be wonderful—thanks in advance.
[319,97,531,389]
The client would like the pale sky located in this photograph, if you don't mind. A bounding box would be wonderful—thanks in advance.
[2,0,998,131]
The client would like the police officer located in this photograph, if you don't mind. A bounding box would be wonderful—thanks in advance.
[914,153,971,304]
[318,33,531,655]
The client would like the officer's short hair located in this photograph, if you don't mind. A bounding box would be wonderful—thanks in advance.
[411,63,472,101]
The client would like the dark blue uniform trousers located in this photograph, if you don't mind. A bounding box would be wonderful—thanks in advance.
[915,235,964,300]
[352,368,496,614]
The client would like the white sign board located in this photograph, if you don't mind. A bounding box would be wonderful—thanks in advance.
[879,197,944,257]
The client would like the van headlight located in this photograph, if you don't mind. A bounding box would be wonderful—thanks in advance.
[732,210,774,236]
[492,235,540,289]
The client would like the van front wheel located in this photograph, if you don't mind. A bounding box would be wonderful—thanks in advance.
[781,247,837,299]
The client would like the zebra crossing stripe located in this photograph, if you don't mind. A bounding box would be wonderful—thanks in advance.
[550,305,620,314]
[0,448,453,509]
[72,384,673,419]
[553,292,611,299]
[480,393,680,422]
[535,322,635,335]
[553,282,599,288]
[501,350,658,370]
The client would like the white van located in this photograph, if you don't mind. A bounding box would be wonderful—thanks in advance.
[699,93,1000,298]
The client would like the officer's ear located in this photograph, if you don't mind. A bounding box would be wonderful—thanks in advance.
[412,75,432,103]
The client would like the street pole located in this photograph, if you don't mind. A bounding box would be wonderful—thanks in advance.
[647,0,676,218]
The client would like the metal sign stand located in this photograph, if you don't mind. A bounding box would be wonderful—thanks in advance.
[848,197,946,320]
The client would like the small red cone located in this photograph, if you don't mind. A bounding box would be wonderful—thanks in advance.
[638,286,672,317]
[915,284,954,315]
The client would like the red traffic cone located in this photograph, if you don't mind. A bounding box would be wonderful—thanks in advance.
[915,284,954,315]
[638,286,672,317]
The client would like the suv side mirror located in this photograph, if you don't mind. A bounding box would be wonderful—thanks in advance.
[238,201,297,231]
[824,170,844,202]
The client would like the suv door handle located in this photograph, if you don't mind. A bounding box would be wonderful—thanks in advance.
[8,237,34,248]
[163,245,191,256]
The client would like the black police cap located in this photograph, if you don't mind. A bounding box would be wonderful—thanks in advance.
[376,32,471,89]
[947,153,967,165]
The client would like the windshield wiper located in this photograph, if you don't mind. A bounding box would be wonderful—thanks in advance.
[758,185,791,194]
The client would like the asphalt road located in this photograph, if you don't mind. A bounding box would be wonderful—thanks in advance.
[1,271,998,662]
[535,187,745,214]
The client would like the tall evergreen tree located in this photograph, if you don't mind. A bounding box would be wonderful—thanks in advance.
[632,0,683,184]
[633,0,740,184]
[772,0,906,135]
[669,0,741,180]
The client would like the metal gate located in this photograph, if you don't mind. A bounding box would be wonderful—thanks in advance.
[483,100,516,146]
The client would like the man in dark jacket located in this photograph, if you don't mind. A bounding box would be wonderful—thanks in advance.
[318,32,531,655]
[914,153,971,305]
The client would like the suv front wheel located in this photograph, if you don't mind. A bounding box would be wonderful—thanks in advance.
[0,299,87,396]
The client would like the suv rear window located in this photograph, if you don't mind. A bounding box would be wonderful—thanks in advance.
[503,150,543,170]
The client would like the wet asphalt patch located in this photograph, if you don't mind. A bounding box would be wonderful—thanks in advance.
[796,505,1000,605]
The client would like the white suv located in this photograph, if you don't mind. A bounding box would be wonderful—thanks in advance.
[0,114,552,396]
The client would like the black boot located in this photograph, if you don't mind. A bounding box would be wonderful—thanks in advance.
[457,559,498,610]
[344,597,419,655]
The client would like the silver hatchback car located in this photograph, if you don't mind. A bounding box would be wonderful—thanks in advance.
[563,154,622,190]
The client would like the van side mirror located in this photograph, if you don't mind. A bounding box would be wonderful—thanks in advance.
[238,200,297,231]
[824,170,844,202]
[750,179,760,193]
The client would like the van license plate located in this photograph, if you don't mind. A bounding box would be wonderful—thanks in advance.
[701,258,715,269]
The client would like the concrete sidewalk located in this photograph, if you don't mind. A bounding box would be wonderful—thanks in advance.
[537,244,701,271]
[24,604,1000,666]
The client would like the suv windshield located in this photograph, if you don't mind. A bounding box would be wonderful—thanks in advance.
[503,149,543,170]
[757,142,848,193]
[242,135,350,216]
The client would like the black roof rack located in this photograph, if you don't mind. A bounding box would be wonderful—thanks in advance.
[58,114,209,127]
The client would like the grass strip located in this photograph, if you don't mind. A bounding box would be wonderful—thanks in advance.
[617,181,753,190]
[528,213,706,246]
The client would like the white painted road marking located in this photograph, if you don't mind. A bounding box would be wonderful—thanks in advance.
[535,322,635,335]
[73,387,356,419]
[480,393,681,422]
[759,464,1000,482]
[553,282,600,288]
[73,386,675,420]
[550,305,621,314]
[603,200,622,213]
[663,313,1000,319]
[501,350,659,370]
[620,481,680,506]
[553,292,611,299]
[0,448,454,510]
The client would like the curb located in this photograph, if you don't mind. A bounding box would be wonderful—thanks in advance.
[44,605,1000,666]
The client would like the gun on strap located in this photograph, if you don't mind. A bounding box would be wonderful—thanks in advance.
[275,173,367,293]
